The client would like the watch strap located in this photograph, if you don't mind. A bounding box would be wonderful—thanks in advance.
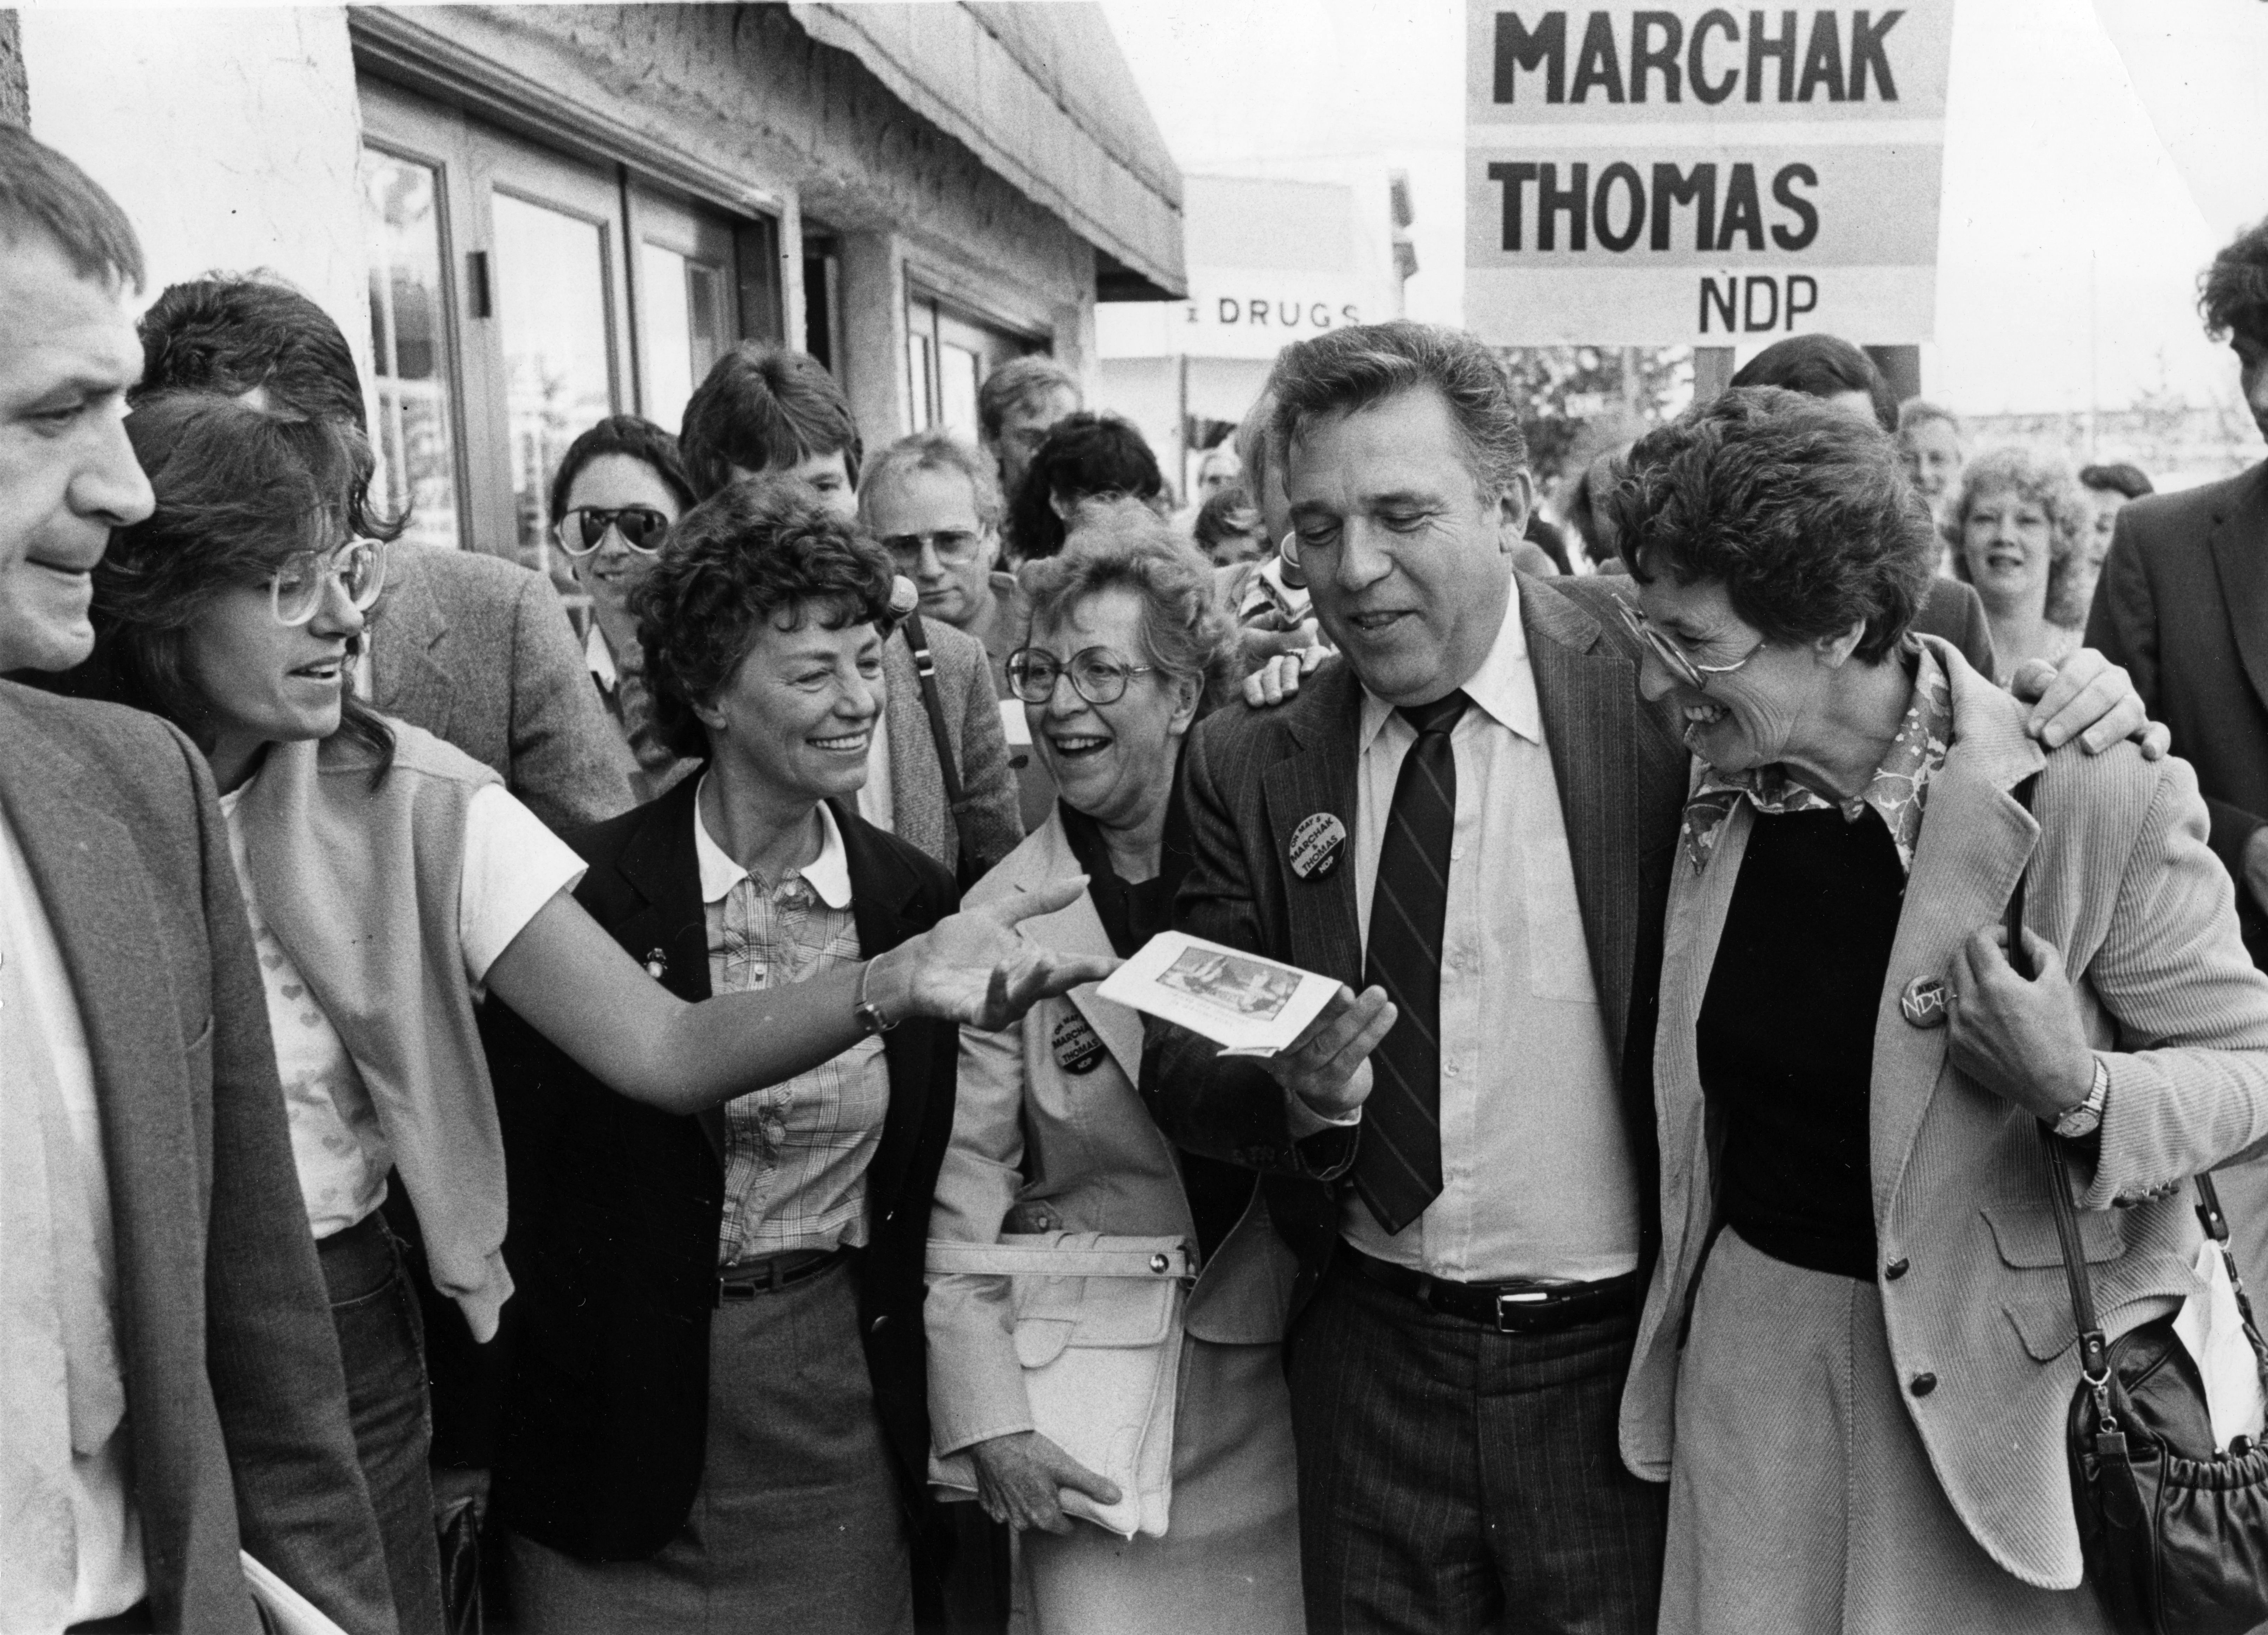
[2052,1055,2109,1139]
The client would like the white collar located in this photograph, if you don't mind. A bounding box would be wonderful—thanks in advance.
[692,776,854,909]
[1357,573,1542,751]
[584,620,618,690]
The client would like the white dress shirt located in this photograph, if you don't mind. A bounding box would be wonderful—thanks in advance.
[1333,580,1642,1284]
[0,810,144,1629]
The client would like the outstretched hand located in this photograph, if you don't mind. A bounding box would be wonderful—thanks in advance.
[879,877,1117,1031]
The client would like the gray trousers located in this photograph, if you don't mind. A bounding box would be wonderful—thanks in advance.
[505,1255,914,1635]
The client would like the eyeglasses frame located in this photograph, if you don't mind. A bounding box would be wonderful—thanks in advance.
[553,506,672,559]
[1005,644,1158,707]
[270,538,390,628]
[1616,599,1765,693]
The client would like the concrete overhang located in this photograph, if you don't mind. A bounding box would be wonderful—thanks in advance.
[790,2,1186,301]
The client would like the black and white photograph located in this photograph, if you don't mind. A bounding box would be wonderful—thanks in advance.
[4,0,2268,1632]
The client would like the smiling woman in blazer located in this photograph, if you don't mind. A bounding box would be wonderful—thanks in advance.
[927,507,1307,1634]
[476,483,1113,1633]
[1606,389,2268,1634]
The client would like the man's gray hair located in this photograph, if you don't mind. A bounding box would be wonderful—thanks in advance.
[1269,321,1528,498]
[858,430,1005,532]
[977,355,1081,445]
[0,124,145,293]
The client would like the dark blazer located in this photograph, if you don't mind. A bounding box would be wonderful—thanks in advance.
[1141,574,1693,1326]
[2086,460,2268,961]
[0,683,395,1635]
[481,772,959,1569]
[371,543,639,833]
[1916,575,1997,677]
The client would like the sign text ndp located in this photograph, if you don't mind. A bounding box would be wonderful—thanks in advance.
[1463,3,1952,347]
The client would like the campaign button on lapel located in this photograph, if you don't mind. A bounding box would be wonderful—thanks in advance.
[1290,812,1348,880]
[1900,974,1952,1029]
[1052,1013,1107,1075]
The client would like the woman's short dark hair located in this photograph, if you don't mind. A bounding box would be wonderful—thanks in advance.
[1007,411,1165,563]
[1022,504,1238,708]
[1729,334,1898,434]
[634,480,897,759]
[546,414,696,525]
[1270,321,1528,502]
[2078,461,2154,503]
[2201,217,2268,347]
[94,392,395,771]
[678,344,862,501]
[137,273,366,430]
[1608,387,1938,665]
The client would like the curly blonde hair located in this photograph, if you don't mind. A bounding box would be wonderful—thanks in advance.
[1019,501,1238,707]
[1944,447,2093,627]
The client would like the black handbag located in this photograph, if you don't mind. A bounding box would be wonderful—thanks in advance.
[2008,777,2268,1633]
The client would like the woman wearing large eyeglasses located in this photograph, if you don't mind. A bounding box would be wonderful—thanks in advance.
[548,415,696,799]
[926,506,1307,1635]
[90,393,1116,1635]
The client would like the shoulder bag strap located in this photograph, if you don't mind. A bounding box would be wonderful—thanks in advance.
[899,612,969,815]
[2002,773,2113,1387]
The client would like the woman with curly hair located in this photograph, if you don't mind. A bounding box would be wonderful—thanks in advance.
[925,505,1306,1633]
[1944,447,2093,683]
[89,395,1113,1635]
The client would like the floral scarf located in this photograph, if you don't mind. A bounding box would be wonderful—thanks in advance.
[1680,643,1954,876]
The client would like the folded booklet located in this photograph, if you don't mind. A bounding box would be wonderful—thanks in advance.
[1096,932,1339,1057]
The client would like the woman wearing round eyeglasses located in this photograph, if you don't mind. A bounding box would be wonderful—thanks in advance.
[90,393,1117,1635]
[926,507,1307,1635]
[547,414,696,798]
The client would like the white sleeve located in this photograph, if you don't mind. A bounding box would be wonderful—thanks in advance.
[459,783,589,988]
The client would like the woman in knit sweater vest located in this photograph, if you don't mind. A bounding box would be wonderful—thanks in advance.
[86,392,1114,1635]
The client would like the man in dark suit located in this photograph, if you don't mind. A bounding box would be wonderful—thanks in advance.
[0,124,394,1634]
[2086,215,2268,1279]
[1147,321,2158,1635]
[134,274,640,833]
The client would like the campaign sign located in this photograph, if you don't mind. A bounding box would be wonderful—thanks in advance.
[1464,2,1954,345]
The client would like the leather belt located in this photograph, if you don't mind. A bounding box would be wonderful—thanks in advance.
[1345,1246,1638,1334]
[715,1247,844,1304]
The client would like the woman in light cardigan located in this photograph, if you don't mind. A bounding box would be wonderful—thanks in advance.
[91,392,1114,1635]
[1606,388,2268,1633]
[927,509,1306,1635]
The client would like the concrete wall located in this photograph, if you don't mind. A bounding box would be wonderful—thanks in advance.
[371,4,1105,434]
[19,7,370,369]
[1,11,28,127]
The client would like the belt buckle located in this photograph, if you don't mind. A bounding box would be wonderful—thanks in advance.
[1492,1285,1558,1333]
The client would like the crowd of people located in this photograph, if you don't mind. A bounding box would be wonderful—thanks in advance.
[8,114,2268,1635]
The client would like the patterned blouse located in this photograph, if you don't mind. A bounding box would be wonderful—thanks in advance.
[1681,643,1955,877]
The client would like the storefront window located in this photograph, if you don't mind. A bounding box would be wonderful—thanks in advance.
[360,152,461,550]
[639,241,728,433]
[492,192,616,580]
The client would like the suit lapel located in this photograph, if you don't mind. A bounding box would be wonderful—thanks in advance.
[2209,465,2268,718]
[1524,576,1646,1062]
[1872,658,2045,1207]
[0,700,204,1376]
[1263,664,1365,990]
[371,549,454,739]
[837,805,935,1217]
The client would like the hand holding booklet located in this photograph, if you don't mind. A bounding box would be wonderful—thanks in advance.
[1096,931,1339,1057]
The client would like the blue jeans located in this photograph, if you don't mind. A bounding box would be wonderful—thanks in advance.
[319,1211,446,1635]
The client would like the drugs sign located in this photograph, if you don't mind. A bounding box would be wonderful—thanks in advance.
[1465,3,1954,345]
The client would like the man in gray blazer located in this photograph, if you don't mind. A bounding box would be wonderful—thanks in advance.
[134,274,639,834]
[1146,321,2158,1635]
[0,124,394,1635]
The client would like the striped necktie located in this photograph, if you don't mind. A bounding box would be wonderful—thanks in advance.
[1352,689,1469,1235]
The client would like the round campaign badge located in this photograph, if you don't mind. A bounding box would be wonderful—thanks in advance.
[1900,973,1953,1029]
[1289,812,1348,880]
[1052,1013,1107,1075]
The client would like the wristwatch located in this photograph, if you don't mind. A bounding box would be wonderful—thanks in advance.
[2052,1055,2110,1140]
[853,959,899,1037]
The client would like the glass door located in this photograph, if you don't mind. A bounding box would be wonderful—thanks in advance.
[630,187,739,434]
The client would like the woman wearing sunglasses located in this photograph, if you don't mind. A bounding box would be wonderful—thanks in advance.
[547,414,696,798]
[90,393,1116,1635]
[926,505,1307,1634]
